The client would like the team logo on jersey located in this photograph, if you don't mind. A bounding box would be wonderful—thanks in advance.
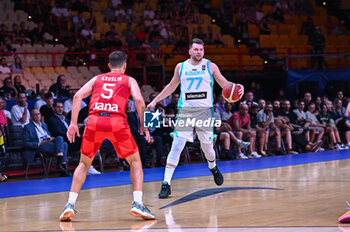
[202,65,206,71]
[185,92,207,100]
[143,110,161,128]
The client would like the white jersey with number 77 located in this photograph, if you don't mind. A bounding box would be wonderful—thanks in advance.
[178,58,213,109]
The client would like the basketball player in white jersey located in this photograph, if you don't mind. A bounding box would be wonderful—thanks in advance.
[147,38,244,198]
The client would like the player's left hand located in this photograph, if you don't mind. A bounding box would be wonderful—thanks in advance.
[67,123,80,143]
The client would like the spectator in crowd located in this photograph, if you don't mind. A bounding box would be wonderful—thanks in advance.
[122,23,134,45]
[0,97,7,129]
[334,98,346,116]
[243,91,258,106]
[29,22,46,44]
[62,45,80,66]
[23,109,71,176]
[49,74,69,98]
[305,102,325,144]
[13,75,26,93]
[10,92,30,127]
[12,56,25,74]
[160,23,173,45]
[106,25,123,47]
[34,88,48,110]
[166,93,179,115]
[0,97,10,122]
[193,26,207,41]
[47,101,81,153]
[0,58,11,74]
[258,98,266,110]
[309,27,328,69]
[257,102,284,155]
[215,94,226,114]
[273,100,298,154]
[220,102,233,122]
[315,96,322,112]
[228,103,260,159]
[63,89,87,116]
[303,92,312,106]
[0,77,16,99]
[317,103,345,149]
[293,100,312,141]
[40,92,55,123]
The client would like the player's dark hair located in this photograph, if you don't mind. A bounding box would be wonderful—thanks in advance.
[189,38,204,49]
[109,50,127,68]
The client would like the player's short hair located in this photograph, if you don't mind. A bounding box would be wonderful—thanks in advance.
[109,50,127,68]
[189,38,204,49]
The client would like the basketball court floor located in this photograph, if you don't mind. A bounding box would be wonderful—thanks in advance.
[1,150,350,232]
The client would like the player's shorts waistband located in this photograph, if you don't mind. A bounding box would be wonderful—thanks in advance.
[90,112,121,117]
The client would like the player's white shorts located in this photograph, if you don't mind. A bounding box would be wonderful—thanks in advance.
[171,107,217,144]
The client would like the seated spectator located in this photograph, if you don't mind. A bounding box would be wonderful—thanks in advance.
[193,26,207,41]
[258,98,266,110]
[221,102,233,122]
[303,92,313,106]
[317,103,345,149]
[40,92,55,123]
[305,102,325,144]
[63,89,87,116]
[257,102,284,155]
[273,100,298,154]
[243,91,258,106]
[215,94,226,114]
[29,22,45,44]
[49,74,69,98]
[249,104,268,155]
[10,92,30,127]
[34,88,48,110]
[62,45,80,66]
[47,101,81,152]
[106,25,123,47]
[23,109,71,176]
[166,93,179,115]
[10,23,26,45]
[0,58,11,74]
[0,98,7,129]
[0,97,10,121]
[13,75,26,93]
[12,56,25,74]
[228,103,260,159]
[0,77,16,99]
[293,100,312,141]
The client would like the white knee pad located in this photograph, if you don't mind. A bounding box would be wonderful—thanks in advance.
[201,142,216,162]
[166,136,187,166]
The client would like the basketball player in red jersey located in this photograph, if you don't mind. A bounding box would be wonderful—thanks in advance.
[59,51,156,221]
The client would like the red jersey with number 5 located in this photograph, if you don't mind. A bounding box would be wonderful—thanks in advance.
[89,72,130,118]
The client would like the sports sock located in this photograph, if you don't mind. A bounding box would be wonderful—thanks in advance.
[133,191,143,204]
[164,166,175,185]
[68,192,78,205]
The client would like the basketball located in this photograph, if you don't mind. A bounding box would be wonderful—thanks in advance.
[222,82,244,103]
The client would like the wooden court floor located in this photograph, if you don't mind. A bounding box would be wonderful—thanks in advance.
[1,159,350,231]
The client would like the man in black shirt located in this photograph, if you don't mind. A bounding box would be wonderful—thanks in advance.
[49,75,69,98]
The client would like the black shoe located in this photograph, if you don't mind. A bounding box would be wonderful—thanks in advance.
[158,181,171,199]
[57,164,72,177]
[210,166,224,186]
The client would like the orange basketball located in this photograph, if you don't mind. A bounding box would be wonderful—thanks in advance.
[222,82,244,103]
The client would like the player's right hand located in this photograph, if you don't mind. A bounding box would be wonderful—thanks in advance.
[67,123,80,143]
[146,101,156,111]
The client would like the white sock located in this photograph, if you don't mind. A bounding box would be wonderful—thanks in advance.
[208,160,216,169]
[68,192,78,205]
[164,166,175,185]
[133,191,143,204]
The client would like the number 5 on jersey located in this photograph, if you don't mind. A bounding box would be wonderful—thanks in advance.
[101,83,115,99]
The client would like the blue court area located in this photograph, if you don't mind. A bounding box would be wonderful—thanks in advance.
[1,149,349,198]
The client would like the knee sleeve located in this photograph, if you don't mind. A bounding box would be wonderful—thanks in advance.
[166,136,187,166]
[201,142,216,162]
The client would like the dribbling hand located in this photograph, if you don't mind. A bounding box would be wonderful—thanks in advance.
[67,123,80,143]
[236,84,244,97]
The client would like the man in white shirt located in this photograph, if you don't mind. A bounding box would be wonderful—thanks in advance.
[10,92,30,127]
[63,89,87,116]
[34,88,48,110]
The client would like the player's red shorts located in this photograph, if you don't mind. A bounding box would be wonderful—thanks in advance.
[81,114,138,159]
